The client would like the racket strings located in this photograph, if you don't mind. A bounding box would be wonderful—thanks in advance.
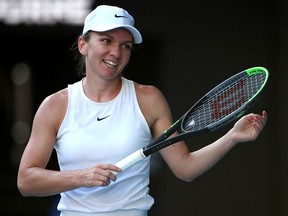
[183,73,266,131]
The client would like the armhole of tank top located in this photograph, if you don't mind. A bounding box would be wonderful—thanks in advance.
[127,79,152,136]
[56,83,73,139]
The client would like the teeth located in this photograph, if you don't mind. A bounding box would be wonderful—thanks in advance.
[104,60,118,67]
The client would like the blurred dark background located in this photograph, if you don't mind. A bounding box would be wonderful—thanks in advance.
[1,0,287,215]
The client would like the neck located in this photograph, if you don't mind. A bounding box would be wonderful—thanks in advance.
[82,76,122,102]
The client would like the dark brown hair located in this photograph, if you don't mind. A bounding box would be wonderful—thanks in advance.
[70,32,91,77]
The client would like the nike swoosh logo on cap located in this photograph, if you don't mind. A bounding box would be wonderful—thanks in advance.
[97,115,110,121]
[115,14,126,18]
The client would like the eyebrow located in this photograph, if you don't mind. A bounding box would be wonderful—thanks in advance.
[97,31,133,44]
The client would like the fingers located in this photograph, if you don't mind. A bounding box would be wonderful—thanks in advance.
[81,164,121,187]
[240,111,267,140]
[252,110,267,130]
[262,110,268,122]
[96,170,114,187]
[232,110,268,143]
[96,164,121,186]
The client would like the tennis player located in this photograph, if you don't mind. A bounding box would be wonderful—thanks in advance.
[17,5,267,216]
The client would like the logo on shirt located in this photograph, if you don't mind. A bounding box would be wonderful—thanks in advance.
[97,115,110,121]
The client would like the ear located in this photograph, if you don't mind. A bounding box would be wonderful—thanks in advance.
[78,36,87,55]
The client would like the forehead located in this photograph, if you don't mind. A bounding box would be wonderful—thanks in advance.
[94,28,133,42]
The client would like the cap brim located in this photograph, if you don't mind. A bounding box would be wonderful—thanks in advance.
[83,24,142,44]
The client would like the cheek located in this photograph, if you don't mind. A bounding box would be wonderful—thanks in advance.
[123,52,131,63]
[121,54,131,69]
[86,47,102,60]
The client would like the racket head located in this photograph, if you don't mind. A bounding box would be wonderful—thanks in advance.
[181,66,269,133]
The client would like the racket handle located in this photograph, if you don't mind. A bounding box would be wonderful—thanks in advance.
[113,148,146,175]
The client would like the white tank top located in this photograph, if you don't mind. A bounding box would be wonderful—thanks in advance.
[54,77,154,215]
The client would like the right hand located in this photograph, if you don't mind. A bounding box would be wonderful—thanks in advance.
[79,164,121,187]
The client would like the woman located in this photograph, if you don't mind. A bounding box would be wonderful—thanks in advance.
[17,5,267,216]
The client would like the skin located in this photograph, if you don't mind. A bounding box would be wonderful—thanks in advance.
[17,28,268,197]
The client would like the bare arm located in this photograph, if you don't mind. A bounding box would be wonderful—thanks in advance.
[137,84,268,182]
[17,90,120,197]
[163,111,267,182]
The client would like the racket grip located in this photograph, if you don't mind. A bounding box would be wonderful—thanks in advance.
[113,149,146,175]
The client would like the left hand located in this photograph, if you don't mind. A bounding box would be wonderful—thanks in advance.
[230,110,268,143]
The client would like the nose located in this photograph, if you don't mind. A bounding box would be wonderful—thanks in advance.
[109,44,121,58]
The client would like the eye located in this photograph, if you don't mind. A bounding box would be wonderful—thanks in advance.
[102,38,111,44]
[122,43,133,50]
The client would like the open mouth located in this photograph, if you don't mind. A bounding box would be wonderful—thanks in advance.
[103,59,119,67]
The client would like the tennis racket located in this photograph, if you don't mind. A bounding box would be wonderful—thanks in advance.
[115,66,269,174]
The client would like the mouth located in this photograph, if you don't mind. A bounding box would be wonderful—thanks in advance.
[103,59,119,68]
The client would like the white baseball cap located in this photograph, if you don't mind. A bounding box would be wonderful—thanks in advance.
[82,5,142,44]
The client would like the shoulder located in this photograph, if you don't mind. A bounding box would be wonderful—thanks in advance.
[40,88,68,112]
[35,88,68,132]
[134,82,172,128]
[134,82,165,102]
